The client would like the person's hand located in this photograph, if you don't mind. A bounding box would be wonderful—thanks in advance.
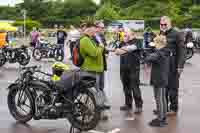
[177,68,183,77]
[105,46,115,52]
[115,48,126,55]
[114,48,120,55]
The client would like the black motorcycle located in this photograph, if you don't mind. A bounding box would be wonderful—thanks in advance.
[32,42,64,62]
[0,45,30,67]
[7,66,101,131]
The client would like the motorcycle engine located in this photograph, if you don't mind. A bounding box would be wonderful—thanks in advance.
[35,92,60,119]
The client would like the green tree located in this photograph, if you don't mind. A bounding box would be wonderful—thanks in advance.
[96,3,120,23]
[0,6,18,19]
[17,0,51,20]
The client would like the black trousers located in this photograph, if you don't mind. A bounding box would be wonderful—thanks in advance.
[120,66,143,108]
[167,56,180,112]
[166,85,179,112]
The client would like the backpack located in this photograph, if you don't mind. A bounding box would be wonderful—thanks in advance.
[72,38,84,67]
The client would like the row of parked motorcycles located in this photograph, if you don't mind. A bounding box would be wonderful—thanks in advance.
[0,42,65,67]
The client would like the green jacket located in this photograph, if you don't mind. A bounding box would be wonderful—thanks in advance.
[80,36,104,73]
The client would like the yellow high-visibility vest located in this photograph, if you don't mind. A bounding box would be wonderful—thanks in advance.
[119,32,125,42]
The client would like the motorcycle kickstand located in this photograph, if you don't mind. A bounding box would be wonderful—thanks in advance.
[69,125,82,133]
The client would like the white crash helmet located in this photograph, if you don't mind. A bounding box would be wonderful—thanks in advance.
[186,42,194,48]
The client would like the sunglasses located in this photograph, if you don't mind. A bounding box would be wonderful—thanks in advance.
[160,23,167,26]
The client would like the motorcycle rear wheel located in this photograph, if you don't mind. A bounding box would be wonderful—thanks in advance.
[67,88,100,131]
[185,48,194,60]
[18,52,30,66]
[0,53,6,67]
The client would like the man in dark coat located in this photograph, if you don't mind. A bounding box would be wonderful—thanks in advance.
[159,16,185,115]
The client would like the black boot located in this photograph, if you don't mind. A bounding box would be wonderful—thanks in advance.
[120,105,132,111]
[149,118,168,127]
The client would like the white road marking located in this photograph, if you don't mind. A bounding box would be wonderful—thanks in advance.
[107,128,120,133]
[88,130,105,133]
[88,128,120,133]
[125,117,135,121]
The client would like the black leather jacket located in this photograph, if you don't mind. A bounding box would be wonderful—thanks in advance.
[165,28,185,69]
[120,39,141,69]
[145,47,171,88]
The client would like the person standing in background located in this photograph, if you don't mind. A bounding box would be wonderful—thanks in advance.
[68,25,81,59]
[56,25,67,50]
[30,27,39,47]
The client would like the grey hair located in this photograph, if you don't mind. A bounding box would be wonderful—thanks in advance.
[161,16,171,22]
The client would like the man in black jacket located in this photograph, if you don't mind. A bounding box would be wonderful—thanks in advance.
[159,16,185,115]
[115,31,143,114]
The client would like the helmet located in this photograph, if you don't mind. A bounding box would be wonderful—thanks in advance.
[52,62,70,77]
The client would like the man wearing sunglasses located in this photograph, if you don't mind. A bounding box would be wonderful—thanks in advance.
[157,16,185,116]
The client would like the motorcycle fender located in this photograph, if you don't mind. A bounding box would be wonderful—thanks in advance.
[86,87,102,106]
[28,80,51,91]
[7,83,19,90]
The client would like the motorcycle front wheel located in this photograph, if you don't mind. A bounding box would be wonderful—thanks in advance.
[7,85,35,123]
[54,48,64,62]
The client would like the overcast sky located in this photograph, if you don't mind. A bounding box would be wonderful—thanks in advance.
[0,0,101,6]
[0,0,16,6]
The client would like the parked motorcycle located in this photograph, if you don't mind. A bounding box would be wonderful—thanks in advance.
[7,65,101,131]
[0,45,30,67]
[185,42,194,60]
[32,42,64,62]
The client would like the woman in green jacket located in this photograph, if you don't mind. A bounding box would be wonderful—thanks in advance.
[80,26,110,120]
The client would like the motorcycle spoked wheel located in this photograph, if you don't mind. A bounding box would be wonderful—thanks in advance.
[67,88,100,131]
[54,49,64,62]
[18,52,31,66]
[0,53,6,67]
[32,48,42,61]
[185,48,194,60]
[7,85,35,123]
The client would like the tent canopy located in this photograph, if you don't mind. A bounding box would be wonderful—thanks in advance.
[0,22,18,32]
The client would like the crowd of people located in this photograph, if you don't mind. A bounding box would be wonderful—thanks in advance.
[1,15,187,128]
[73,16,186,127]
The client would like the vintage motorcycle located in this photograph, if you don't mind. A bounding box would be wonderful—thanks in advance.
[0,45,30,67]
[32,41,64,62]
[7,65,101,131]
